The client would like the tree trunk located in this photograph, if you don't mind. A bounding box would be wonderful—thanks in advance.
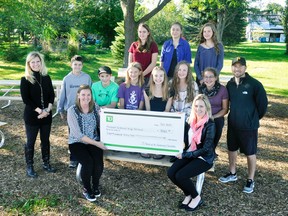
[120,0,172,67]
[216,12,226,42]
[120,0,136,67]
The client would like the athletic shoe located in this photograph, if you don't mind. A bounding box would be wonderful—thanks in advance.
[94,189,101,197]
[69,161,78,168]
[243,179,255,193]
[219,172,238,183]
[83,190,96,202]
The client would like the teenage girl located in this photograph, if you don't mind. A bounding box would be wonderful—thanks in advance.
[194,22,224,86]
[118,62,145,110]
[128,23,158,86]
[170,61,199,121]
[160,22,192,79]
[141,66,173,159]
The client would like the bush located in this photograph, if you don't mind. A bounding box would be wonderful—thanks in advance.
[66,44,79,60]
[3,45,25,62]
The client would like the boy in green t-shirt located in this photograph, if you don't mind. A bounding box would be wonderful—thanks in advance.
[91,66,119,108]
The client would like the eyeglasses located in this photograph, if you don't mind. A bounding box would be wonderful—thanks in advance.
[204,76,215,79]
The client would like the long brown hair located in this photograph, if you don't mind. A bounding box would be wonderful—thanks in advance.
[198,22,221,55]
[137,23,155,53]
[75,85,95,113]
[171,61,197,103]
[148,66,169,101]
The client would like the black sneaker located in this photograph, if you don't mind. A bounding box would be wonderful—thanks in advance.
[83,192,96,202]
[243,179,255,193]
[94,189,101,197]
[69,161,78,168]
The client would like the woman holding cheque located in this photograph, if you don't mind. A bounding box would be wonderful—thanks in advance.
[67,85,107,202]
[167,94,215,212]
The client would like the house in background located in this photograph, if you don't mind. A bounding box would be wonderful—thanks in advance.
[246,15,285,42]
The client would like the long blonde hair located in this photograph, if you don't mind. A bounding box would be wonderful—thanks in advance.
[125,62,144,88]
[25,51,48,84]
[148,66,169,101]
[188,94,212,124]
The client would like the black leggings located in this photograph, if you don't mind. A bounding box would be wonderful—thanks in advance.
[69,143,103,194]
[167,158,212,198]
[214,117,224,149]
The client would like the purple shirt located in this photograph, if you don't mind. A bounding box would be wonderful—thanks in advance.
[117,83,144,110]
[208,85,228,115]
[194,43,224,80]
[160,37,192,74]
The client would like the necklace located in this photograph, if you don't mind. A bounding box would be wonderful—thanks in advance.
[34,75,44,109]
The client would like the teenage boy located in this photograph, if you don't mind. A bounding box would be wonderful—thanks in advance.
[57,55,92,168]
[91,66,119,108]
[218,57,268,193]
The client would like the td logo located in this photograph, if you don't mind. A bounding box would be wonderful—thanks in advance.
[106,116,113,122]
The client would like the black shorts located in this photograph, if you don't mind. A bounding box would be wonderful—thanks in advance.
[227,127,258,155]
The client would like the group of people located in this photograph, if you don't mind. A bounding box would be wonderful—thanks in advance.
[19,21,268,210]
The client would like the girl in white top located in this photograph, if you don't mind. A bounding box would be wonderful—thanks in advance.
[170,61,199,121]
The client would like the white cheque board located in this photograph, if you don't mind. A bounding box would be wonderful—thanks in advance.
[100,108,185,156]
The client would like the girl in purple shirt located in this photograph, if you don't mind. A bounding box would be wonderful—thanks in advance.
[199,67,228,155]
[118,62,145,110]
[194,23,224,86]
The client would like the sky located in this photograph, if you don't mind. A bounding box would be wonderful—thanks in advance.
[144,0,286,9]
[250,0,286,8]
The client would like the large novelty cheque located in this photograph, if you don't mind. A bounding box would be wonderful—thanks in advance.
[100,108,185,156]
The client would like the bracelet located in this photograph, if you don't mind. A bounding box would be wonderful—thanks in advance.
[44,108,50,113]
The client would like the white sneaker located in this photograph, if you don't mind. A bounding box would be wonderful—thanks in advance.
[219,172,238,183]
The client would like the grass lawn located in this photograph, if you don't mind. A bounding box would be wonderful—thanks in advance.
[0,42,287,214]
[0,42,287,97]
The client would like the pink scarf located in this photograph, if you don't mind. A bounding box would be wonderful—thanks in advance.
[189,114,209,151]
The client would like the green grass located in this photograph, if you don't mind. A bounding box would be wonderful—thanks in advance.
[6,194,60,214]
[0,42,287,96]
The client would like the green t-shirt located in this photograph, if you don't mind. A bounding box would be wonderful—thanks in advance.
[91,81,119,106]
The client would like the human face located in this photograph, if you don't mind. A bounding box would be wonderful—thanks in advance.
[138,26,149,42]
[231,63,246,79]
[203,26,213,41]
[128,67,141,83]
[99,73,111,86]
[29,56,42,72]
[71,60,83,74]
[78,89,91,106]
[152,70,165,85]
[177,64,188,80]
[194,99,207,119]
[203,71,217,89]
[170,24,182,39]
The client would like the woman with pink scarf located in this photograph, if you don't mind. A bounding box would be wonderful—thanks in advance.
[167,94,215,212]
